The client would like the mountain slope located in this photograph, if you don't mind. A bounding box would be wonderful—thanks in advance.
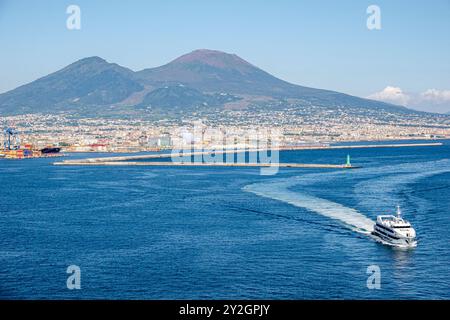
[0,49,412,116]
[0,57,143,114]
[138,49,409,113]
[137,49,325,97]
[137,50,294,95]
[139,84,240,108]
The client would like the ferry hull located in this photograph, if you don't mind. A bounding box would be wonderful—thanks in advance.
[371,230,417,248]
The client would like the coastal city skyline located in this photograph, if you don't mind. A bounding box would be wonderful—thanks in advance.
[1,47,449,152]
[1,0,449,113]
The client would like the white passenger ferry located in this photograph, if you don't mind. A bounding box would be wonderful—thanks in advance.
[372,206,417,248]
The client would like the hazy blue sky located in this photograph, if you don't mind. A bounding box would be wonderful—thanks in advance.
[0,0,449,111]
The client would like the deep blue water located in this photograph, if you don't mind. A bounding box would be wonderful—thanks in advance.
[0,141,449,299]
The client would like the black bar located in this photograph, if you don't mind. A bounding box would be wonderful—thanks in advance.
[0,300,447,318]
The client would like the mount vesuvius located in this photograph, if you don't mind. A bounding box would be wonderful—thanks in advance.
[0,49,411,116]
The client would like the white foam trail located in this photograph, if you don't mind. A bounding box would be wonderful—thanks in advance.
[244,159,450,236]
[355,159,450,213]
[244,182,375,234]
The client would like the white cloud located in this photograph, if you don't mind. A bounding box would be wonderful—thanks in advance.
[420,89,450,103]
[367,86,450,113]
[367,86,410,106]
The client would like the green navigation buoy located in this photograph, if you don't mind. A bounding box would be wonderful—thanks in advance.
[346,154,351,167]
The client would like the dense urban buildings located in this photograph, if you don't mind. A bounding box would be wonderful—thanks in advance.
[2,106,449,152]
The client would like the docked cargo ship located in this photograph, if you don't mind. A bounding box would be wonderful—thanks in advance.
[40,147,61,154]
[3,127,63,159]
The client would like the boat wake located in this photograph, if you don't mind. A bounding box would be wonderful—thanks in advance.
[243,159,450,240]
[243,178,375,234]
[355,159,450,214]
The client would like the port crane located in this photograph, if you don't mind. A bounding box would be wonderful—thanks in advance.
[3,127,20,150]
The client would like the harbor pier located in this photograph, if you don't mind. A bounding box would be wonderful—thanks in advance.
[54,160,360,169]
[53,142,443,169]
